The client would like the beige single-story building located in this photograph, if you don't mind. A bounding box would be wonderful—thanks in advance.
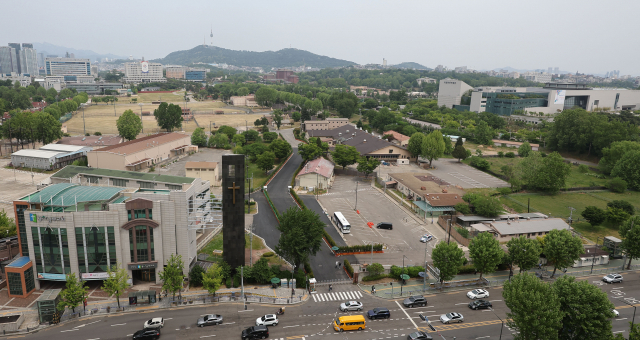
[230,95,258,107]
[383,130,410,147]
[302,118,349,132]
[87,133,194,171]
[185,161,219,186]
[470,217,570,241]
[296,157,334,190]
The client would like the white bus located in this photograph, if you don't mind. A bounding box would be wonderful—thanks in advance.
[333,212,351,234]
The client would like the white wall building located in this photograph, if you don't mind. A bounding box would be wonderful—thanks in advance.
[436,78,473,108]
[123,61,166,83]
[45,58,92,76]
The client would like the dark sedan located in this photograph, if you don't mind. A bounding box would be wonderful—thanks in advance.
[132,329,160,340]
[367,307,391,319]
[468,299,492,310]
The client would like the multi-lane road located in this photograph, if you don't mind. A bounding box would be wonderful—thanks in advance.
[23,271,640,340]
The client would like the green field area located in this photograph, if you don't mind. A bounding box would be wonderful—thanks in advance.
[136,92,185,103]
[464,156,608,189]
[501,191,640,241]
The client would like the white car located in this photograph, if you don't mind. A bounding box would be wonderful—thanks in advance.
[144,317,164,329]
[613,309,620,317]
[340,301,363,311]
[467,289,489,299]
[420,234,433,243]
[603,273,623,284]
[256,314,278,326]
[440,312,464,324]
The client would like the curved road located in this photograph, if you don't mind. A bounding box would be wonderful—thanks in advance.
[248,129,354,281]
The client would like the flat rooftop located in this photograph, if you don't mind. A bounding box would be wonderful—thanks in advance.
[7,256,30,268]
[53,165,195,185]
[21,183,124,207]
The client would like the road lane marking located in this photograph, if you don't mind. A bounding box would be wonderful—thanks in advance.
[87,338,100,340]
[165,318,173,320]
[476,336,490,339]
[617,318,628,321]
[455,303,467,305]
[60,329,78,333]
[489,300,502,302]
[111,323,126,326]
[614,331,626,334]
[200,335,216,338]
[395,301,419,329]
[283,325,300,328]
[238,309,254,312]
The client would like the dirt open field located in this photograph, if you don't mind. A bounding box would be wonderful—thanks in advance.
[63,101,269,135]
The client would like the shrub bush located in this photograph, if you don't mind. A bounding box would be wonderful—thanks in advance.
[497,151,504,158]
[262,252,274,258]
[367,263,384,276]
[362,274,388,282]
[225,277,233,288]
[469,156,490,171]
[93,131,102,136]
[497,187,512,195]
[343,260,354,277]
[336,244,383,254]
[323,230,337,248]
[578,164,589,173]
[458,264,476,274]
[455,227,469,238]
[189,265,204,287]
[303,259,314,278]
[505,152,516,158]
[455,203,471,214]
[406,266,424,278]
[233,275,240,288]
[608,177,628,193]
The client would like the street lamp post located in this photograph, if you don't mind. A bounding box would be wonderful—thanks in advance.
[590,237,602,274]
[354,181,358,211]
[617,297,637,328]
[401,255,409,295]
[82,104,86,136]
[489,308,504,340]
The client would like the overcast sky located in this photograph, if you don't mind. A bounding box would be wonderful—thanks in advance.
[4,0,639,75]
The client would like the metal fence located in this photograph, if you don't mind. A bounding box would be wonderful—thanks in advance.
[165,293,305,305]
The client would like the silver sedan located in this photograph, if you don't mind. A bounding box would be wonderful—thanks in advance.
[339,301,363,311]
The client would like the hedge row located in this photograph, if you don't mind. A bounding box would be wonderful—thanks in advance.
[389,265,424,279]
[362,274,389,282]
[335,244,383,254]
[263,189,280,222]
[323,229,337,248]
[457,264,477,274]
[290,188,307,209]
[343,259,354,278]
[303,259,314,278]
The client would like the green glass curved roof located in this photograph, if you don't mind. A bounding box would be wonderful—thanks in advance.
[23,183,124,207]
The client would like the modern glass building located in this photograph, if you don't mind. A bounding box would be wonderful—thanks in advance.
[185,69,206,82]
[482,92,548,116]
[10,166,213,298]
[45,57,91,76]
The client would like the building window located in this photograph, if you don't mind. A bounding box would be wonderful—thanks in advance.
[86,176,101,184]
[128,210,132,221]
[24,269,35,292]
[228,165,235,177]
[37,227,70,275]
[112,179,128,187]
[138,181,155,189]
[108,226,116,267]
[75,227,85,271]
[147,209,152,220]
[32,227,43,273]
[17,205,28,256]
[135,226,148,262]
[166,184,181,190]
[7,272,22,296]
[134,209,146,219]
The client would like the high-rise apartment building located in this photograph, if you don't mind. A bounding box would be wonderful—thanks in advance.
[8,43,21,73]
[0,46,18,74]
[20,46,38,76]
[45,58,92,76]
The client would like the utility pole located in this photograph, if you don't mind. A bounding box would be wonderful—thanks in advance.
[354,181,358,211]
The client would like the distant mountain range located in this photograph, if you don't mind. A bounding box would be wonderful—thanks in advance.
[392,62,430,70]
[33,42,126,61]
[152,45,357,70]
[491,66,570,75]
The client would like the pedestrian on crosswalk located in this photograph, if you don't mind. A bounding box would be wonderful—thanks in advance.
[371,285,375,294]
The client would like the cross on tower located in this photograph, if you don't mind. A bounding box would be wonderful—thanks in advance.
[228,182,240,204]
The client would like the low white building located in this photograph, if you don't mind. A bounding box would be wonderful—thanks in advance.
[437,78,473,108]
[296,157,334,190]
[123,61,166,83]
[11,144,92,170]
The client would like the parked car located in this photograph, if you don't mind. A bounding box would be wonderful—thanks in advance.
[241,325,269,340]
[340,301,363,312]
[376,222,393,230]
[403,295,427,308]
[420,234,433,243]
[143,317,164,329]
[132,329,160,340]
[367,307,391,319]
[440,312,464,324]
[468,300,492,310]
[467,289,490,299]
[613,309,620,317]
[197,314,223,327]
[256,314,278,326]
[603,273,623,284]
[407,331,433,340]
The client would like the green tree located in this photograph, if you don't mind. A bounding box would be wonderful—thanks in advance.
[269,139,292,159]
[470,196,502,217]
[503,273,562,340]
[262,131,278,143]
[608,177,628,193]
[57,273,89,313]
[607,200,634,216]
[619,216,640,269]
[243,129,259,142]
[544,229,584,277]
[237,87,249,96]
[0,210,16,237]
[407,132,425,161]
[275,207,325,272]
[244,143,268,161]
[519,151,570,193]
[356,156,380,178]
[291,112,301,122]
[34,112,63,145]
[452,144,468,162]
[474,120,494,145]
[331,144,360,169]
[599,141,640,175]
[159,253,184,300]
[605,207,630,224]
[552,275,615,340]
[209,133,228,148]
[518,141,532,157]
[189,265,205,287]
[251,258,272,284]
[256,151,276,173]
[101,263,129,308]
[232,133,246,146]
[507,236,542,273]
[298,142,322,162]
[612,150,640,190]
[116,109,143,141]
[202,263,223,296]
[367,263,384,276]
[254,87,277,107]
[421,130,446,167]
[273,110,283,130]
[191,127,208,147]
[431,242,465,285]
[469,232,503,279]
[581,206,606,226]
[153,102,183,132]
[217,125,237,140]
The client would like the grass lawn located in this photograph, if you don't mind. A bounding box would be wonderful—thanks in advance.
[504,192,609,219]
[595,191,640,210]
[136,92,185,103]
[572,221,621,242]
[245,204,257,214]
[199,231,266,261]
[464,156,609,189]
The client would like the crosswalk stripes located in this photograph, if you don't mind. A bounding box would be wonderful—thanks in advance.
[311,290,363,302]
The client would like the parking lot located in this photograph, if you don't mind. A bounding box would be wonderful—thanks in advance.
[158,148,229,195]
[318,175,447,267]
[430,158,509,188]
